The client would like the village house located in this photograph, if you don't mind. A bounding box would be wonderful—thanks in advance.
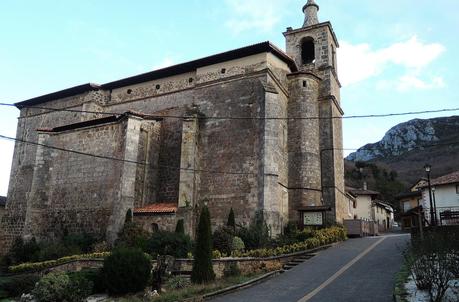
[373,200,394,232]
[420,170,459,226]
[0,0,347,254]
[345,185,394,235]
[397,179,425,230]
[347,186,379,222]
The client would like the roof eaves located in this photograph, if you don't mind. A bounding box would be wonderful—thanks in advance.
[102,41,297,90]
[37,115,125,133]
[13,42,296,108]
[15,83,100,109]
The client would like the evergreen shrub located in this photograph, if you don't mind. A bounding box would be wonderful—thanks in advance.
[227,208,236,230]
[67,269,106,294]
[9,238,40,264]
[191,206,215,284]
[32,271,92,302]
[32,272,70,302]
[147,231,192,258]
[175,219,185,234]
[116,222,150,252]
[237,211,270,250]
[212,226,234,255]
[102,247,151,295]
[231,236,245,252]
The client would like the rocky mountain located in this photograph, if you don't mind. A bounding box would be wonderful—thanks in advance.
[346,116,459,186]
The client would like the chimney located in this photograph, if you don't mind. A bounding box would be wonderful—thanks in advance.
[363,181,368,191]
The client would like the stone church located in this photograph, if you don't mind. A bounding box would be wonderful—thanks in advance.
[0,0,346,254]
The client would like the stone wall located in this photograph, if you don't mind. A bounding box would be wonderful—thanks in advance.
[194,77,265,229]
[22,119,127,241]
[134,214,177,233]
[0,90,108,254]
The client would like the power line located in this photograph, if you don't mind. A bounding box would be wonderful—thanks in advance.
[1,133,459,177]
[1,102,459,120]
[0,134,255,176]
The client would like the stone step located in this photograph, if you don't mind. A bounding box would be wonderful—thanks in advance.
[297,253,317,259]
[289,259,306,264]
[283,264,297,270]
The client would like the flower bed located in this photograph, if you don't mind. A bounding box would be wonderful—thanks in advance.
[230,226,346,258]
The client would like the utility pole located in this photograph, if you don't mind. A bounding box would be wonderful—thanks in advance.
[424,164,435,226]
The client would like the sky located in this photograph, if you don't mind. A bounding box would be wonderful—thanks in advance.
[0,0,458,196]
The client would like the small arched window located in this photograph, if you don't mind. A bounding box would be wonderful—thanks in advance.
[301,37,315,65]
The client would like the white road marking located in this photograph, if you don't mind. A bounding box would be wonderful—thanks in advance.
[297,237,387,302]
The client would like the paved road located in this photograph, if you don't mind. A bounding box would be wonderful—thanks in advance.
[211,234,409,302]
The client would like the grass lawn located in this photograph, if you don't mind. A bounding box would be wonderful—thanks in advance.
[113,273,266,302]
[393,261,410,302]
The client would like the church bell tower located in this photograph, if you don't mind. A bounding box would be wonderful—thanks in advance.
[284,0,346,225]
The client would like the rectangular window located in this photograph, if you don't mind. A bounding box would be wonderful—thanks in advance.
[456,184,459,194]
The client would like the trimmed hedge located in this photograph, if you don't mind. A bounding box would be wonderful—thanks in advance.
[9,252,110,273]
[103,247,152,295]
[231,226,346,258]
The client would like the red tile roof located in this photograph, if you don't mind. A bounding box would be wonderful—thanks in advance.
[431,171,459,187]
[134,203,177,214]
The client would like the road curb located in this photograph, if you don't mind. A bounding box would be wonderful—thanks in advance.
[203,270,283,300]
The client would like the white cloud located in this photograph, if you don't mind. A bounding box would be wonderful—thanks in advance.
[396,74,445,92]
[338,36,446,89]
[153,57,175,70]
[224,0,289,34]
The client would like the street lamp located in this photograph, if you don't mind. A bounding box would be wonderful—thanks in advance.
[424,164,435,226]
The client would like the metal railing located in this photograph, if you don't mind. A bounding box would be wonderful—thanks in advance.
[424,206,459,226]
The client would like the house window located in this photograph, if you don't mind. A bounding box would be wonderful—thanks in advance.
[456,185,459,194]
[403,201,413,212]
[353,200,357,209]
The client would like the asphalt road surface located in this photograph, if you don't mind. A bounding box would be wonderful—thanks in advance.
[211,233,410,302]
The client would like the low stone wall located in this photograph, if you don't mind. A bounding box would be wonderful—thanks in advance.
[43,259,104,275]
[22,245,332,278]
[173,245,331,279]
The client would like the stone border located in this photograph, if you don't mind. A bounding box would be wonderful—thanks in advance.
[202,270,283,300]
